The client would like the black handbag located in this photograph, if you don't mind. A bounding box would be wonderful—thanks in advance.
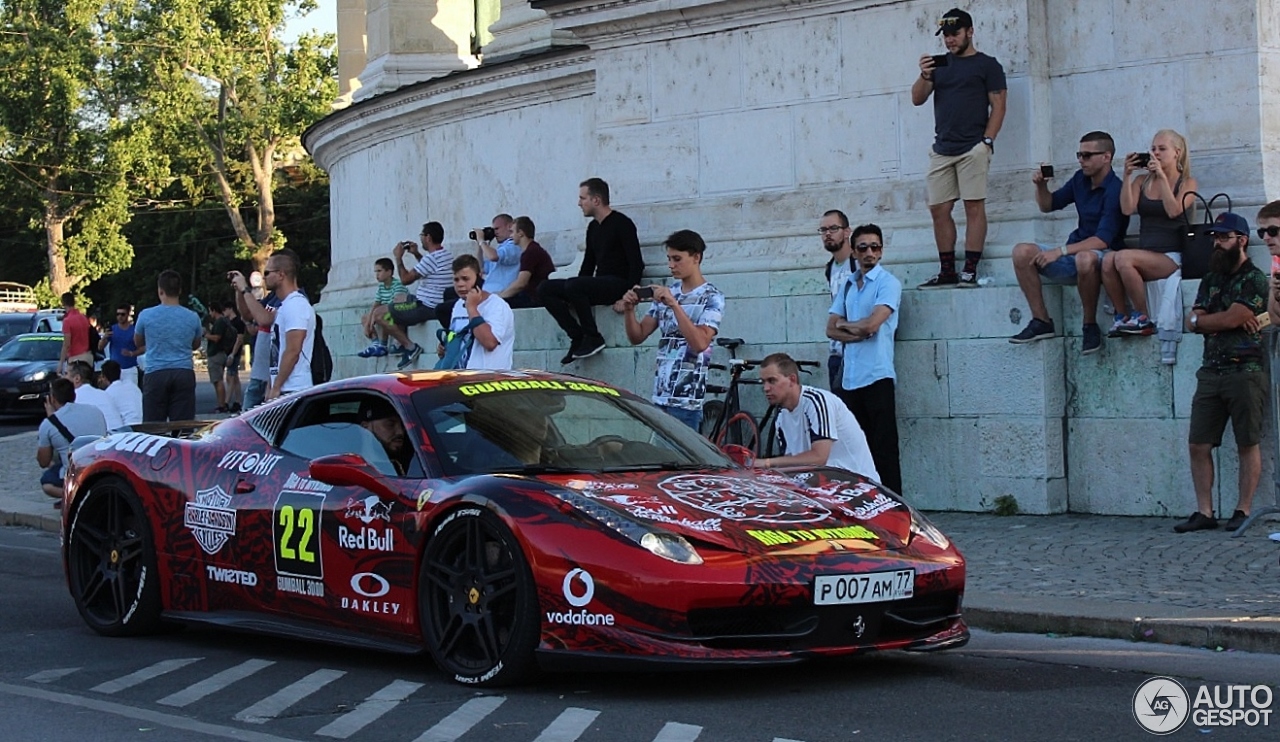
[1179,191,1232,280]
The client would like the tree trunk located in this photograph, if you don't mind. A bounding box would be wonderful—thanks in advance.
[45,214,70,297]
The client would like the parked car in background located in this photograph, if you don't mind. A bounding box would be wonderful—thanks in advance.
[0,310,65,347]
[0,332,63,415]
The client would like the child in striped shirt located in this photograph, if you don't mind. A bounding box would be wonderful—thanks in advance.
[358,258,408,357]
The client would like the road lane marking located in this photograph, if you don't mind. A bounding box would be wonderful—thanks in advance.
[533,707,600,742]
[0,681,303,742]
[233,668,346,724]
[0,542,59,554]
[157,658,275,707]
[90,657,203,694]
[412,696,506,742]
[26,668,80,683]
[654,721,702,741]
[315,678,423,739]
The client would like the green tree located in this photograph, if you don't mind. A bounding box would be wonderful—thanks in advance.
[126,0,337,272]
[0,0,150,297]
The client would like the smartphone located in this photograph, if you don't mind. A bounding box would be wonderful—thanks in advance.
[930,54,949,68]
[474,276,485,290]
[1040,164,1054,178]
[1133,153,1151,168]
[634,286,655,300]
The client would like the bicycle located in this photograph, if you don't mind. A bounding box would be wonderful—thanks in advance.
[700,338,820,456]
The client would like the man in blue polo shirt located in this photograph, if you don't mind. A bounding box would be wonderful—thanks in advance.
[826,223,903,495]
[1009,130,1129,355]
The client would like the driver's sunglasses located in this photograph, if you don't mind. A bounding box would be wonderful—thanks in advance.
[1258,226,1280,239]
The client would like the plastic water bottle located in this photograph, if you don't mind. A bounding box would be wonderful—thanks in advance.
[977,277,994,286]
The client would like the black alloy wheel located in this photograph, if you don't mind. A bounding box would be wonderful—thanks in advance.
[421,507,539,686]
[66,476,162,636]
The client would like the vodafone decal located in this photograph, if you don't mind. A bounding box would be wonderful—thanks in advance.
[546,568,615,627]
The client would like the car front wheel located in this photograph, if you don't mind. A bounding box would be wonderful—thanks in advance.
[420,507,539,686]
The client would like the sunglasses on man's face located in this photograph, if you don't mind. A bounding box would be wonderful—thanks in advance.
[1257,226,1280,239]
[854,243,883,252]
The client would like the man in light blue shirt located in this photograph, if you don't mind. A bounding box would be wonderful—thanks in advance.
[474,213,521,294]
[826,223,903,495]
[133,269,203,422]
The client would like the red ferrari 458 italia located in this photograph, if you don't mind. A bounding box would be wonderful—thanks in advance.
[61,370,967,686]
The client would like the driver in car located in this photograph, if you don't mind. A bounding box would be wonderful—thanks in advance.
[358,401,412,476]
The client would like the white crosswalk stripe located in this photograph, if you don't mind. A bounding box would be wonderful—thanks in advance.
[653,721,703,742]
[157,658,276,708]
[412,696,506,742]
[233,668,347,724]
[25,668,80,684]
[532,707,601,742]
[315,678,424,739]
[90,658,203,694]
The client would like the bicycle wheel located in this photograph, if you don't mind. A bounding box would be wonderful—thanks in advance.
[716,411,759,453]
[700,400,725,439]
[757,405,780,458]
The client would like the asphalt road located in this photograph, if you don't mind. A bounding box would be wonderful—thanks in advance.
[0,381,219,437]
[1,526,1275,742]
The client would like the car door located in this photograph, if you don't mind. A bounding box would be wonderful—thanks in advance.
[249,392,423,637]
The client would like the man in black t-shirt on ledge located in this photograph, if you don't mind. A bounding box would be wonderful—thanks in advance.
[539,177,644,364]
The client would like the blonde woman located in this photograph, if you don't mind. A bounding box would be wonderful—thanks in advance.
[1102,129,1197,335]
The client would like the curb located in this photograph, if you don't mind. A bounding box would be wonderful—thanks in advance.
[0,508,61,534]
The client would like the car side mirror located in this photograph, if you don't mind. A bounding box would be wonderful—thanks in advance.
[309,454,399,501]
[720,444,755,468]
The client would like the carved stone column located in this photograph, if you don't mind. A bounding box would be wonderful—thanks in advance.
[335,0,367,105]
[356,0,479,101]
[484,0,577,60]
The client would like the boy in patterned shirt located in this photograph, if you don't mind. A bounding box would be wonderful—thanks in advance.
[358,257,407,357]
[620,230,725,430]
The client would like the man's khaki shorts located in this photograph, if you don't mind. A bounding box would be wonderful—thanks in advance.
[207,352,228,384]
[927,141,992,205]
[1189,368,1267,447]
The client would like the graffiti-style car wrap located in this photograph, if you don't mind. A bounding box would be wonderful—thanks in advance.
[61,370,967,686]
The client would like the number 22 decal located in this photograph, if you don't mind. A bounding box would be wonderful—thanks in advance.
[273,491,324,579]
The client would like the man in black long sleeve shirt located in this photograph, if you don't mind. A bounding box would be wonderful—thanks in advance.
[539,177,644,364]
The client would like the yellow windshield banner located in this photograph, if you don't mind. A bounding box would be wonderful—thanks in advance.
[458,379,620,397]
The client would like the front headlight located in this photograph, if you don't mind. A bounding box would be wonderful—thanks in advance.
[640,532,703,565]
[908,507,951,550]
[553,489,704,565]
[20,370,50,383]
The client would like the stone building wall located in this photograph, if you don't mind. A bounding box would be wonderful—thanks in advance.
[306,0,1278,516]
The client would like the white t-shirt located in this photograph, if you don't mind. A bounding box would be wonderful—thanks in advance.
[413,248,454,307]
[72,384,125,431]
[105,380,143,426]
[775,386,879,481]
[451,294,515,370]
[270,291,316,393]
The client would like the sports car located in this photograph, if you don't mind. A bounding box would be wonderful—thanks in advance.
[62,370,967,686]
[0,332,62,414]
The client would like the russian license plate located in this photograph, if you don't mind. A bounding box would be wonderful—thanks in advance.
[813,569,915,605]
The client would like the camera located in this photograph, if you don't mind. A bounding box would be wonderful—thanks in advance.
[634,286,655,300]
[469,227,496,242]
[1040,164,1054,178]
[1133,153,1151,168]
[930,54,949,68]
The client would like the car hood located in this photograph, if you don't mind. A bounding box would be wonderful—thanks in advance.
[535,467,913,555]
[0,361,55,383]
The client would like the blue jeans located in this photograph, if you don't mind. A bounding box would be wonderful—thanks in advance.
[243,378,267,410]
[660,405,702,431]
[1036,243,1109,283]
[828,355,843,392]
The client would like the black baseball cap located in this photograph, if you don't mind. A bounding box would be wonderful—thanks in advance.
[936,8,974,35]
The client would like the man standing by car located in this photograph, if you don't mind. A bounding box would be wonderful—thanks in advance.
[539,178,644,364]
[756,353,879,481]
[819,210,855,394]
[58,292,93,374]
[826,224,903,495]
[134,270,203,422]
[1177,213,1269,533]
[913,7,1007,288]
[36,377,107,502]
[231,250,314,401]
[100,303,139,388]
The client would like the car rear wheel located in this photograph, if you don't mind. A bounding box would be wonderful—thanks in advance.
[66,475,162,636]
[421,507,539,686]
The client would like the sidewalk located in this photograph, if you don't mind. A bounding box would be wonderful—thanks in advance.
[2,430,1277,653]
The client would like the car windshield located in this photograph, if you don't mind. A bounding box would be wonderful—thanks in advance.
[413,379,732,476]
[0,335,60,362]
[0,315,32,344]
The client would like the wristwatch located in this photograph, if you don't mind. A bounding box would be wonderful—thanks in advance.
[982,137,994,151]
[1190,314,1199,332]
[241,287,253,295]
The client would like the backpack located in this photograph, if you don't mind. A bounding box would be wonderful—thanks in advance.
[434,317,486,370]
[311,313,333,384]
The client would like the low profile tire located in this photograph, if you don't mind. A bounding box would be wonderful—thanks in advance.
[66,475,162,637]
[421,507,539,686]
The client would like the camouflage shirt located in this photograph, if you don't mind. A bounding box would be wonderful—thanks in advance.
[1193,258,1268,372]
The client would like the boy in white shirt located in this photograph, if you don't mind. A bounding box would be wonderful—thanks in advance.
[446,254,515,370]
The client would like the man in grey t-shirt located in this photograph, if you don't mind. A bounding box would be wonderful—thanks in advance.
[911,8,1007,288]
[37,378,107,500]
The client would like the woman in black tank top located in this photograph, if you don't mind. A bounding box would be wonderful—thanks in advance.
[1101,129,1198,336]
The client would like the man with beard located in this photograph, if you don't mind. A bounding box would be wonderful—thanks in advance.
[1177,213,1268,533]
[818,210,855,393]
[358,400,413,476]
[826,223,903,495]
[914,8,1006,288]
[1008,131,1129,355]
